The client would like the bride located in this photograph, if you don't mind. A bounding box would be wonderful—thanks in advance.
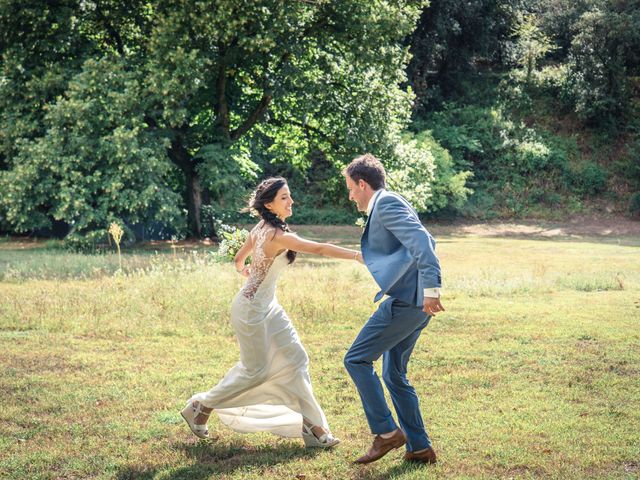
[181,177,364,447]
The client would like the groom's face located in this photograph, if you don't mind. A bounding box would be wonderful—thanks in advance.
[345,176,369,212]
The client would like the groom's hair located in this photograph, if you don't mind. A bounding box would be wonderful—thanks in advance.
[343,153,386,190]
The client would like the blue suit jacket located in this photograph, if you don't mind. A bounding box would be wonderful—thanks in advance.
[361,190,441,307]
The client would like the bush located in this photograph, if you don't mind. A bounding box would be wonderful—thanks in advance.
[63,230,110,254]
[498,72,534,113]
[565,161,609,196]
[62,224,136,254]
[395,131,473,214]
[459,189,497,219]
[420,102,607,217]
[200,204,253,238]
[628,192,640,218]
[616,129,640,190]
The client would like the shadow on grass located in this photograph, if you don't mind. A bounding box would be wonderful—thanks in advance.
[115,440,323,480]
[351,460,437,480]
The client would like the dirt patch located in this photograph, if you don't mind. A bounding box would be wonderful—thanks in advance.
[427,214,640,238]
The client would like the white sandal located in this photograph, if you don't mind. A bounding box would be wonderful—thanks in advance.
[302,423,340,448]
[180,400,210,439]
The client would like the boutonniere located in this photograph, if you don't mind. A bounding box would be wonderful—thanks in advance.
[355,217,366,230]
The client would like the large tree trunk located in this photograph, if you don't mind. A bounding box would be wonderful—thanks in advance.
[186,169,203,238]
[167,131,206,239]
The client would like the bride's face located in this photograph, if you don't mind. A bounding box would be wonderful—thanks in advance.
[265,184,294,220]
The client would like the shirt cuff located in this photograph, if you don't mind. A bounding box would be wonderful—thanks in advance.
[423,288,440,298]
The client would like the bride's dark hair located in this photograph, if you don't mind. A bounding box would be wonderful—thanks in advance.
[246,177,297,264]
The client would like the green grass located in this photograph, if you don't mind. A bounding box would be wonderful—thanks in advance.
[1,227,639,479]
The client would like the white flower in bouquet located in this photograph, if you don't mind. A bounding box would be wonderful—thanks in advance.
[217,224,250,261]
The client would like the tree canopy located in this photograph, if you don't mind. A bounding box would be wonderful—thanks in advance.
[1,0,428,239]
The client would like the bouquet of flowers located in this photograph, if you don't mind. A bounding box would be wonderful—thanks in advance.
[217,224,250,261]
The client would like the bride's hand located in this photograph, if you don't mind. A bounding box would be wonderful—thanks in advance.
[237,265,251,277]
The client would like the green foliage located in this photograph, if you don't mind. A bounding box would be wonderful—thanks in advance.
[3,0,637,227]
[1,0,425,237]
[261,163,359,225]
[422,103,607,217]
[563,1,640,128]
[386,136,436,212]
[531,63,574,108]
[62,230,111,254]
[0,56,183,234]
[195,142,260,208]
[289,204,358,225]
[387,132,473,214]
[536,0,589,57]
[407,0,524,111]
[565,161,609,196]
[63,223,137,254]
[459,189,498,219]
[626,133,640,190]
[143,0,424,235]
[0,0,86,163]
[510,14,556,85]
[199,205,253,239]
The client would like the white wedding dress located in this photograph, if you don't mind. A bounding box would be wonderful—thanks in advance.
[190,220,329,438]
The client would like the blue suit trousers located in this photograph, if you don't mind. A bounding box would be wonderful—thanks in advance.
[344,297,432,452]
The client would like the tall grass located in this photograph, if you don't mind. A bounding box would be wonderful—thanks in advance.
[0,247,221,281]
[0,231,638,479]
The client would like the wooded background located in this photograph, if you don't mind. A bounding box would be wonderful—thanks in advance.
[1,0,638,246]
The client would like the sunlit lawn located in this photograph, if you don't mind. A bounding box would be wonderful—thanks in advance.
[0,226,638,479]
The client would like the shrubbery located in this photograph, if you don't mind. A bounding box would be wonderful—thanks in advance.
[387,132,473,215]
[418,102,616,218]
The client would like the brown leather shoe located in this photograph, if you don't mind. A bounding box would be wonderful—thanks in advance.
[404,446,437,464]
[354,429,407,464]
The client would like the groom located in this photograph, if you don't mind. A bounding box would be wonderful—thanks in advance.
[343,153,444,465]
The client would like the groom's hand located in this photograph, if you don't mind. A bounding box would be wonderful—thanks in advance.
[423,297,444,316]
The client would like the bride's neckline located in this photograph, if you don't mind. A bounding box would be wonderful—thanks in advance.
[255,220,288,261]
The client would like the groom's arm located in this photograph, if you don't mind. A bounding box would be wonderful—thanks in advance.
[376,195,441,290]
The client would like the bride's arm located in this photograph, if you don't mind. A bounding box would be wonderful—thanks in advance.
[234,234,254,275]
[276,231,364,263]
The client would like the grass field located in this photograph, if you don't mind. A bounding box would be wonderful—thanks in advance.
[1,226,639,479]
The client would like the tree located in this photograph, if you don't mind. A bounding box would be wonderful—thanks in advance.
[511,14,556,86]
[0,0,88,212]
[0,0,159,235]
[1,57,182,237]
[1,0,426,239]
[565,1,640,127]
[407,0,527,109]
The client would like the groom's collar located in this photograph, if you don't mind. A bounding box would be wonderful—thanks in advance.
[366,189,384,216]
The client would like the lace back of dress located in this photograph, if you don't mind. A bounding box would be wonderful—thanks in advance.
[242,220,279,300]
